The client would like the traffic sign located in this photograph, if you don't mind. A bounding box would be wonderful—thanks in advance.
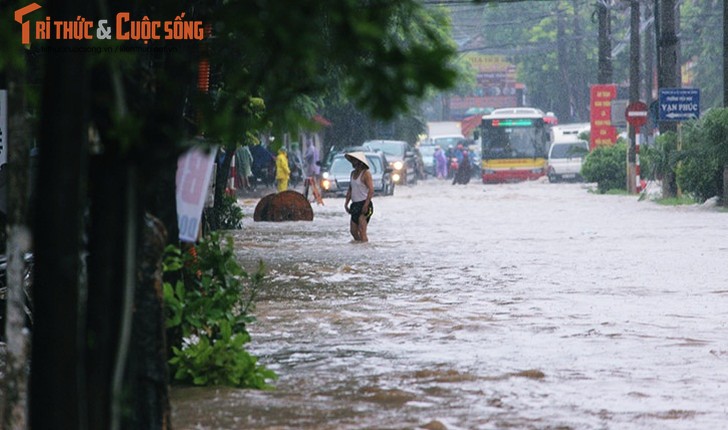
[610,99,628,127]
[659,88,700,121]
[625,101,648,128]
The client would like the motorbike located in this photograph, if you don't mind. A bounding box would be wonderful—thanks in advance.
[448,157,459,179]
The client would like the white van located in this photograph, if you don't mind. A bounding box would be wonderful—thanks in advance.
[547,139,589,182]
[551,123,590,142]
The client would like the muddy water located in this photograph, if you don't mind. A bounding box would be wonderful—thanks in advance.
[171,180,728,430]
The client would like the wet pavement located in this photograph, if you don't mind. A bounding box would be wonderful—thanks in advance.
[171,179,728,430]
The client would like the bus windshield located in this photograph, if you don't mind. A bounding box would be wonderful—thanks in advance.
[481,120,549,160]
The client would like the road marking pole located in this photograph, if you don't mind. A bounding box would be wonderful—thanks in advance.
[635,127,641,193]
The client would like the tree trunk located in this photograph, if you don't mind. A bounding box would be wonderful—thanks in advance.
[662,169,678,198]
[124,214,171,430]
[723,165,728,206]
[85,155,139,430]
[210,144,235,232]
[31,27,89,430]
[1,63,33,430]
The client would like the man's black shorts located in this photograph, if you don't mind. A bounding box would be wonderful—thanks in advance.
[350,200,373,224]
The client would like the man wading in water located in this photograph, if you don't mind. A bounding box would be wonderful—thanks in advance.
[344,152,374,242]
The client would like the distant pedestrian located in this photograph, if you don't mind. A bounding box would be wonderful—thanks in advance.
[304,140,320,178]
[434,145,447,179]
[250,144,276,186]
[304,140,324,205]
[452,148,471,185]
[235,144,254,191]
[275,148,291,192]
[288,143,304,187]
[344,152,374,243]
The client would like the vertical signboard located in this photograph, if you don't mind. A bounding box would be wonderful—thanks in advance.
[589,84,617,149]
[176,145,217,243]
[0,90,7,166]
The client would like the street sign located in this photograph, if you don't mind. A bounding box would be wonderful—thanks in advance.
[625,101,648,128]
[589,84,617,148]
[176,144,218,243]
[610,99,628,127]
[658,88,700,121]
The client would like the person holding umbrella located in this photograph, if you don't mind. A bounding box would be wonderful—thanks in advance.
[344,152,374,243]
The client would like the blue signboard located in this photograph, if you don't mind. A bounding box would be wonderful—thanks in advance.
[658,88,700,121]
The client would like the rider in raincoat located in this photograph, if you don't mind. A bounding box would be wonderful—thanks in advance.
[275,148,291,192]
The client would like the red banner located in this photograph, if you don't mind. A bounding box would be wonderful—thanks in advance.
[589,84,617,150]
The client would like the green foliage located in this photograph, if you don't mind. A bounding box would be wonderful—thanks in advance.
[162,233,275,389]
[676,155,723,203]
[513,1,599,122]
[681,0,723,109]
[641,132,678,181]
[169,323,276,388]
[206,193,244,231]
[0,1,35,72]
[654,196,698,206]
[204,0,458,143]
[581,142,626,193]
[673,109,728,202]
[639,109,728,203]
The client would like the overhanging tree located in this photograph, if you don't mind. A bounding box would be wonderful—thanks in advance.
[4,0,460,429]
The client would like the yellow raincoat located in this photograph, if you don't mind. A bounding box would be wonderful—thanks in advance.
[275,149,291,192]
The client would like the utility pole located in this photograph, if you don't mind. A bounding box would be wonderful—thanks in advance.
[644,2,655,109]
[724,0,728,205]
[656,0,680,197]
[725,0,728,107]
[628,0,640,193]
[597,1,612,84]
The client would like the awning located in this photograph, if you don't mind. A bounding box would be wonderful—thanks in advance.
[460,114,482,138]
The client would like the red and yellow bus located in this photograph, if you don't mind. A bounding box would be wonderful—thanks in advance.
[479,107,553,183]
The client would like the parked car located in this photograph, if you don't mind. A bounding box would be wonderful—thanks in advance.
[547,139,589,182]
[320,151,394,197]
[362,140,418,185]
[321,145,370,171]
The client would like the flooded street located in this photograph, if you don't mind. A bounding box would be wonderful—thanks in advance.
[172,179,728,430]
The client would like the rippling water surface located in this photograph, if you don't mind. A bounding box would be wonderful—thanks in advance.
[172,180,728,430]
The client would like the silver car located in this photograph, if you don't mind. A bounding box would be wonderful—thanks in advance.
[320,152,394,197]
[547,139,589,182]
[363,140,418,185]
[418,144,437,176]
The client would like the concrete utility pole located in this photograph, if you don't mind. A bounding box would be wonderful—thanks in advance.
[644,2,655,111]
[724,0,728,205]
[597,1,613,84]
[725,0,728,107]
[656,0,680,198]
[628,0,640,193]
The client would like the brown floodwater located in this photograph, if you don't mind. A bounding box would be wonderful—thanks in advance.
[172,180,728,430]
